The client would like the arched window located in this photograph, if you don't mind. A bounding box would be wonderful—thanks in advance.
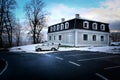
[100,24,105,31]
[65,22,69,29]
[83,21,89,29]
[50,27,52,32]
[92,23,97,30]
[60,24,64,30]
[57,25,59,31]
[53,26,56,31]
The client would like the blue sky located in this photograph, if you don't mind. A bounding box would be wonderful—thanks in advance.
[45,0,103,8]
[15,0,104,21]
[15,0,120,32]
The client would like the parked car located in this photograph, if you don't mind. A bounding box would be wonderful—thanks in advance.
[35,43,59,51]
[111,42,120,46]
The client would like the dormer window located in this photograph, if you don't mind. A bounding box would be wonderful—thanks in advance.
[65,22,69,29]
[92,23,97,30]
[83,21,89,29]
[100,24,105,31]
[60,24,64,30]
[57,25,59,31]
[53,26,56,31]
[50,27,53,32]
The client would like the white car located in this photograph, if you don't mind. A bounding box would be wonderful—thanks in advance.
[35,43,59,51]
[111,42,120,46]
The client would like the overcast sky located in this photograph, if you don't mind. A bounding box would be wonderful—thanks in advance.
[15,0,120,32]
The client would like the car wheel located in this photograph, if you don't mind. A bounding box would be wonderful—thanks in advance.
[51,48,56,51]
[37,48,42,51]
[36,49,38,52]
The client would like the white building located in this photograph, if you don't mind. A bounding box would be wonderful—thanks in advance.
[48,14,110,47]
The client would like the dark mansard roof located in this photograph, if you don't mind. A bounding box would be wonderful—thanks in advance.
[48,18,110,33]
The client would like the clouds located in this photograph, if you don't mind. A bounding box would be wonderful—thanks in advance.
[47,0,120,32]
[109,20,120,32]
[46,4,79,25]
[101,0,120,9]
[91,0,120,22]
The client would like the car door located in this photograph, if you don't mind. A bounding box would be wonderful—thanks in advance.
[42,43,50,50]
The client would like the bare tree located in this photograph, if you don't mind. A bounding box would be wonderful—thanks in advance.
[0,0,4,47]
[0,0,17,47]
[13,20,22,46]
[24,0,46,44]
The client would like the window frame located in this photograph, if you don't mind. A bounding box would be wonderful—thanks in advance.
[100,24,105,31]
[61,24,64,30]
[57,25,59,31]
[83,21,89,29]
[92,23,98,30]
[93,35,96,41]
[50,27,52,32]
[65,22,69,29]
[59,35,62,40]
[54,36,56,40]
[83,34,88,41]
[101,36,104,41]
[53,26,56,31]
[49,36,51,40]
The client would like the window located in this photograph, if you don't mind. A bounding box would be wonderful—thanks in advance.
[57,25,59,31]
[100,24,105,31]
[60,24,64,30]
[54,36,55,40]
[83,21,89,29]
[65,22,69,29]
[93,35,96,41]
[92,23,97,30]
[59,35,62,40]
[101,36,104,41]
[53,26,56,31]
[49,36,51,40]
[83,34,88,41]
[50,27,52,32]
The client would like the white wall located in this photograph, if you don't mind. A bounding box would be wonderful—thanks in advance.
[48,30,75,46]
[48,29,110,46]
[76,29,110,46]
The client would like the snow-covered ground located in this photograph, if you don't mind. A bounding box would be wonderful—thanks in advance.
[10,43,120,54]
[10,44,53,54]
[59,46,120,53]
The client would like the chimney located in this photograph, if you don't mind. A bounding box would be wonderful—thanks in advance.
[75,14,80,18]
[61,18,65,22]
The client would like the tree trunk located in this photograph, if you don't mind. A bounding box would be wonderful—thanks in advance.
[0,0,4,48]
[6,12,12,47]
[33,27,36,44]
[0,36,3,48]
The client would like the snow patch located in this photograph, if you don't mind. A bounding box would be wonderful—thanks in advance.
[10,42,120,54]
